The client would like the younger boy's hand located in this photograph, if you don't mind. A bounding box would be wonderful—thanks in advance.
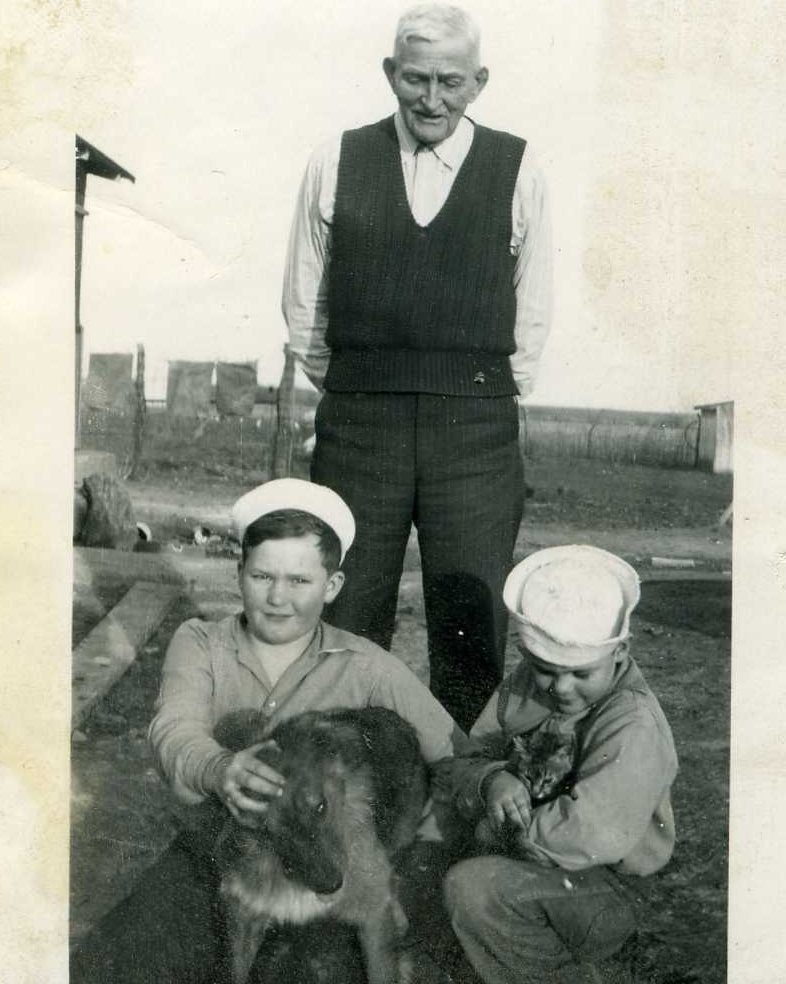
[483,771,532,832]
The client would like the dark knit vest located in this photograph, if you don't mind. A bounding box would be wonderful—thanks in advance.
[325,116,526,396]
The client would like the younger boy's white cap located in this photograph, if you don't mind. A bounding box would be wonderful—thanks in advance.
[503,544,640,668]
[231,478,356,562]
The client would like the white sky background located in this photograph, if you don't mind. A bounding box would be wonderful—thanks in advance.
[8,0,778,410]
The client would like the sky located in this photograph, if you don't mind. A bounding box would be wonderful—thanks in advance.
[6,0,780,411]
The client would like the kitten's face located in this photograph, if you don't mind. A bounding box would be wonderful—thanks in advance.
[512,731,575,801]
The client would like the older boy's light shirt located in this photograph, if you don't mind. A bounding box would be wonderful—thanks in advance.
[454,655,678,877]
[149,614,465,840]
[282,113,553,398]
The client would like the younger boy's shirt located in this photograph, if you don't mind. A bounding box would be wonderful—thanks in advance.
[453,653,678,876]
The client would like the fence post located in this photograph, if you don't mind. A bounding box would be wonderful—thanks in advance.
[271,344,296,478]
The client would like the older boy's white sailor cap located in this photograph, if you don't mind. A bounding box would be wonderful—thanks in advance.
[231,479,356,562]
[503,545,640,667]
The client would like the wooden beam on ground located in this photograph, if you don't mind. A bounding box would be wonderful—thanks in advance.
[72,581,180,729]
[74,546,241,627]
[639,569,731,583]
[74,545,238,587]
[718,502,733,527]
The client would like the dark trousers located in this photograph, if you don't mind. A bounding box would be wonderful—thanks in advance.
[70,832,223,984]
[312,392,524,731]
[444,858,638,984]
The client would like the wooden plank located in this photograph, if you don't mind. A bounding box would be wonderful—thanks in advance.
[639,569,731,583]
[72,581,180,729]
[74,545,238,588]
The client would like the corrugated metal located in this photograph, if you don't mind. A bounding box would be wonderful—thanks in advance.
[520,406,700,468]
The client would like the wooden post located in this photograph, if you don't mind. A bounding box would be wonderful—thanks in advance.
[75,162,88,448]
[74,136,136,451]
[127,343,146,479]
[271,344,296,479]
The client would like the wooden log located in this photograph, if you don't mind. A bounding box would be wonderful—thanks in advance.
[72,581,180,729]
[76,473,138,550]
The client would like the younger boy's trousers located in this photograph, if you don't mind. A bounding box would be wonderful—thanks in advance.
[444,856,637,984]
[311,392,524,732]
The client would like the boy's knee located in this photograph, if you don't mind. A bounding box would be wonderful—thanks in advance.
[444,858,501,925]
[444,860,478,915]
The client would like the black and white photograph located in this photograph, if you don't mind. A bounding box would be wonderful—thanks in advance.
[1,2,784,983]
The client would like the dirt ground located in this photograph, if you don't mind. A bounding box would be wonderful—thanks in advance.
[71,455,732,983]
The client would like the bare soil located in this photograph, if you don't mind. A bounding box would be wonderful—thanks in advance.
[71,455,732,982]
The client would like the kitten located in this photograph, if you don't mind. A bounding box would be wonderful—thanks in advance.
[474,725,577,856]
[507,727,576,805]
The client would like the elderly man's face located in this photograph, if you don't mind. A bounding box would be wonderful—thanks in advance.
[383,36,488,146]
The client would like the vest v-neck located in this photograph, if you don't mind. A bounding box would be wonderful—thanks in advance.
[399,127,479,231]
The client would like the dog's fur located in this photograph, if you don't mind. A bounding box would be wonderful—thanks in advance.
[213,707,429,984]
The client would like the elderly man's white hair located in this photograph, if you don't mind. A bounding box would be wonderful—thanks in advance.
[393,3,481,56]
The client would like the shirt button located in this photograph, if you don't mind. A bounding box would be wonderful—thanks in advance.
[268,700,276,709]
[473,371,486,385]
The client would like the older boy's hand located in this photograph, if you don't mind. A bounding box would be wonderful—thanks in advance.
[214,742,285,827]
[483,771,532,832]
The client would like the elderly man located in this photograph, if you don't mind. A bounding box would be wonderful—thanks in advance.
[283,3,552,730]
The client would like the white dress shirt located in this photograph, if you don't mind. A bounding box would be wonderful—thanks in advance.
[282,113,553,398]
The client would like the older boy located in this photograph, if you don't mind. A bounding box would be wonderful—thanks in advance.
[150,477,463,825]
[72,478,464,984]
[445,545,678,984]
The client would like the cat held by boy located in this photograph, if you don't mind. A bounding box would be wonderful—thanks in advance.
[213,707,429,984]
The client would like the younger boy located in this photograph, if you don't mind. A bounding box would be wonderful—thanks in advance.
[445,545,678,984]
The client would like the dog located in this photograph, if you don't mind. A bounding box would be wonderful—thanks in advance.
[213,707,429,984]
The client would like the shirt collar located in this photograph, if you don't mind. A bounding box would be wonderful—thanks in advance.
[393,111,474,170]
[230,614,327,691]
[316,620,363,655]
[230,615,347,664]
